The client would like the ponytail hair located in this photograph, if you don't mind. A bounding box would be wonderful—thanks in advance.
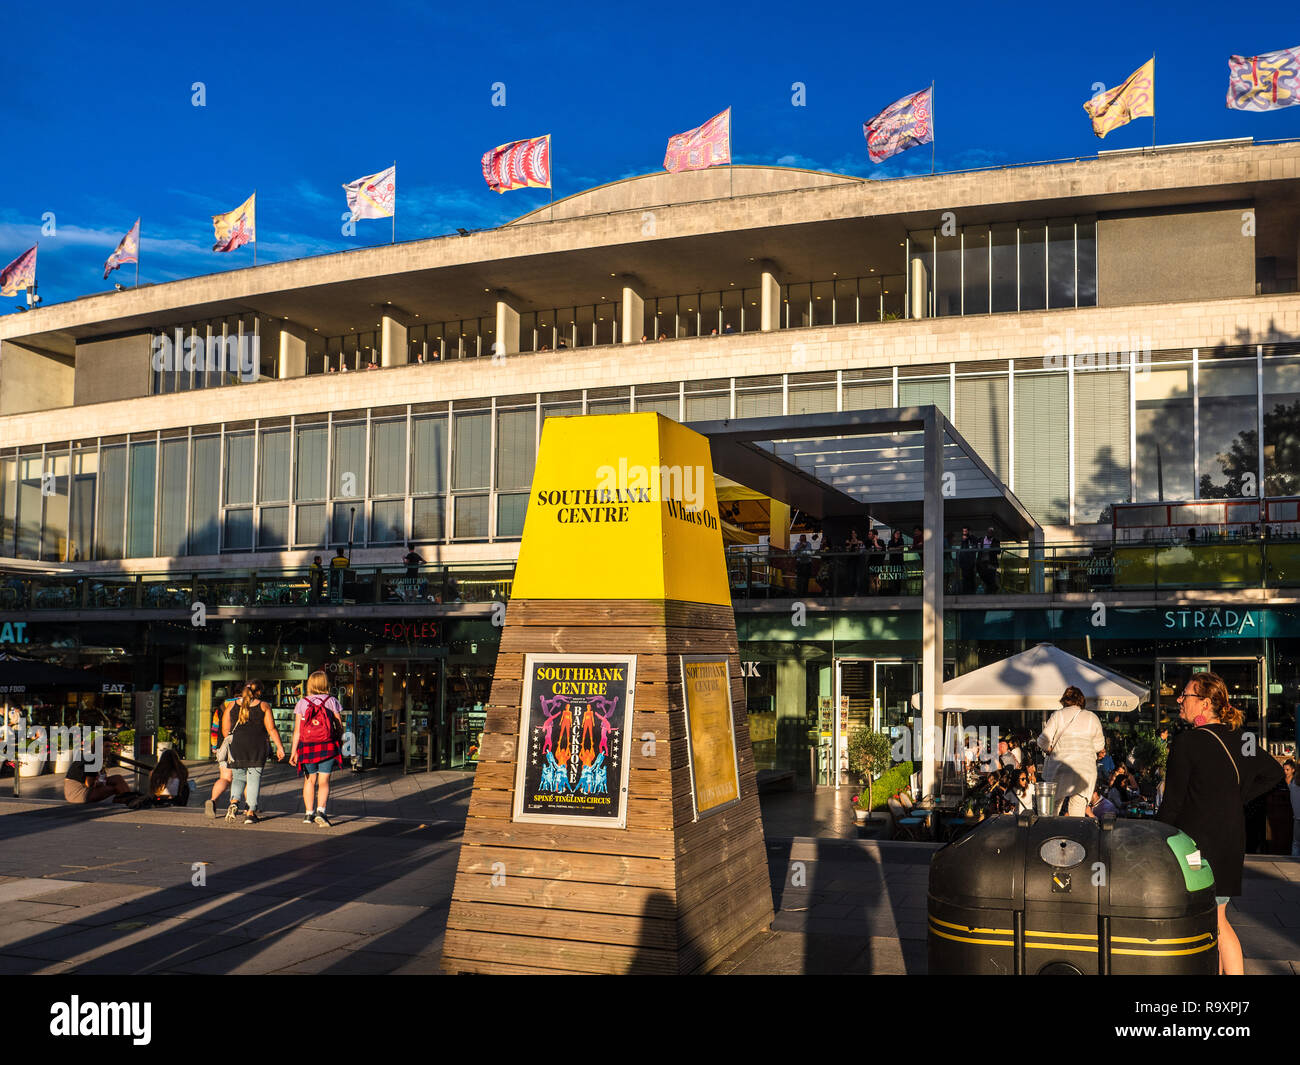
[1186,671,1243,730]
[237,680,263,726]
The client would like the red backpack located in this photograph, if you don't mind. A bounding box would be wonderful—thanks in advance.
[300,695,335,744]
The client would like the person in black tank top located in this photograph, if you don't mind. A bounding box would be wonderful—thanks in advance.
[220,681,286,824]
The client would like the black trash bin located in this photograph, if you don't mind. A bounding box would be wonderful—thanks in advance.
[928,811,1218,975]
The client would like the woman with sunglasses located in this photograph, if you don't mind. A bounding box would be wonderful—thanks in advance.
[1156,671,1284,975]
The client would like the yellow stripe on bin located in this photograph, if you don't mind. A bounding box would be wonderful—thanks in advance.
[1023,929,1097,941]
[1025,941,1098,953]
[929,915,1013,936]
[1112,933,1214,946]
[928,924,1014,948]
[1111,940,1218,957]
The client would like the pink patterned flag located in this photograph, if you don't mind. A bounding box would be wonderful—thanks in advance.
[1227,46,1300,110]
[104,219,140,279]
[481,135,551,193]
[664,108,731,173]
[863,88,933,163]
[0,244,36,297]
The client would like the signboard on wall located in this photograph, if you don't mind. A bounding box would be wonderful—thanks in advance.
[680,655,741,818]
[512,654,635,827]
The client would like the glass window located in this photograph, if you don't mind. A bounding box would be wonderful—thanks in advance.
[1013,371,1068,523]
[685,389,729,420]
[68,449,96,563]
[1019,222,1046,311]
[96,446,126,560]
[127,441,156,557]
[295,426,327,501]
[0,455,15,556]
[737,387,783,418]
[453,411,491,490]
[1048,219,1076,309]
[370,419,407,497]
[330,501,364,545]
[1199,362,1258,498]
[412,415,449,495]
[722,290,742,334]
[332,422,366,499]
[789,383,836,414]
[1074,370,1130,522]
[224,433,254,506]
[370,499,404,543]
[412,497,445,541]
[955,375,1008,480]
[963,227,990,314]
[42,451,69,561]
[899,376,950,417]
[810,282,834,328]
[935,229,961,317]
[496,408,537,492]
[16,454,41,560]
[259,428,290,502]
[224,509,253,551]
[635,386,680,418]
[258,506,288,548]
[295,504,326,547]
[843,377,890,411]
[159,438,187,557]
[1077,219,1097,307]
[453,494,489,539]
[785,284,811,329]
[1135,367,1194,501]
[573,305,595,348]
[189,436,220,555]
[990,222,1017,313]
[497,493,528,538]
[882,274,905,320]
[1263,358,1300,496]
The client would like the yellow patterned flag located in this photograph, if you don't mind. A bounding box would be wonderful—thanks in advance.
[1083,58,1155,138]
[212,193,256,253]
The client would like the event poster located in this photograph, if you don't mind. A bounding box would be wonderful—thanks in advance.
[513,654,636,827]
[680,655,741,818]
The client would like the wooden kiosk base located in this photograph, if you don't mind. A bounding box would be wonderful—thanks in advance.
[441,599,774,975]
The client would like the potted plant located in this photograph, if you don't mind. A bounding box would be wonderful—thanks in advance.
[115,728,134,767]
[846,727,894,820]
[156,726,173,755]
[850,793,871,823]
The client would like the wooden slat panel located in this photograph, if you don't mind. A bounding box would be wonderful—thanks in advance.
[460,821,676,859]
[440,928,678,975]
[456,845,675,890]
[446,902,677,950]
[466,788,686,828]
[449,880,678,923]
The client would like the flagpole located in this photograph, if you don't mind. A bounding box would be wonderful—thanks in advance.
[135,222,140,288]
[253,189,258,266]
[391,160,396,244]
[1151,54,1156,148]
[931,81,936,175]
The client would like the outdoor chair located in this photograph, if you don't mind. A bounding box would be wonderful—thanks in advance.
[888,796,928,841]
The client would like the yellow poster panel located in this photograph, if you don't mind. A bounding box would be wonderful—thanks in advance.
[681,655,741,817]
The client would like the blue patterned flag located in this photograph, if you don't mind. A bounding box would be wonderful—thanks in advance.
[1227,46,1300,110]
[862,87,933,164]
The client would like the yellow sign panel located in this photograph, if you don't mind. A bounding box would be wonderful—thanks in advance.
[681,655,741,816]
[512,413,730,605]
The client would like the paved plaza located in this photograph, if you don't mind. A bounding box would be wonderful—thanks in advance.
[1,767,1298,975]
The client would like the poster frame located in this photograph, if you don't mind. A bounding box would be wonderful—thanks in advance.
[679,653,742,821]
[511,652,637,829]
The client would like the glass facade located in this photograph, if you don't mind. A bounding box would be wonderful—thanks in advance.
[2,347,1294,560]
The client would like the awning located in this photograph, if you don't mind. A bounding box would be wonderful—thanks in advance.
[910,643,1149,713]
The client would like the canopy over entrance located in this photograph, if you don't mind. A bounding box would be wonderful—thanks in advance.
[910,642,1150,714]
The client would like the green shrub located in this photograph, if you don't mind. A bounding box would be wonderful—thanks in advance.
[871,761,915,810]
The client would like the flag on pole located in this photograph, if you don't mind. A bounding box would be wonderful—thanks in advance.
[103,219,140,279]
[1227,46,1300,110]
[343,165,396,220]
[0,244,37,297]
[212,193,256,252]
[663,108,731,173]
[1083,58,1155,138]
[862,88,933,164]
[481,136,551,193]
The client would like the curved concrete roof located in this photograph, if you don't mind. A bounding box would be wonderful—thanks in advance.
[506,165,864,224]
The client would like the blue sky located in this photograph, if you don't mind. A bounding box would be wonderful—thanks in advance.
[2,1,1297,305]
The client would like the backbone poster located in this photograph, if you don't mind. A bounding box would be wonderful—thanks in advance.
[513,654,636,827]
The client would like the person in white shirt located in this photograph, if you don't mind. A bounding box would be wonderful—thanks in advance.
[1036,686,1106,816]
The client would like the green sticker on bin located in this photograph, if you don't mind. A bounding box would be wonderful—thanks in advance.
[1166,832,1215,893]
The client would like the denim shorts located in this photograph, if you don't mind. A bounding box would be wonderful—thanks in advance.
[303,758,337,776]
[1215,895,1230,907]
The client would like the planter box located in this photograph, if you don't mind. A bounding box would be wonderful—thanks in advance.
[17,754,47,777]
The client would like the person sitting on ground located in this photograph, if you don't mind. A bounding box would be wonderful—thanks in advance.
[149,749,190,806]
[64,759,131,805]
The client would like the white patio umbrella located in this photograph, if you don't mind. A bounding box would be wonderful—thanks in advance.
[910,642,1149,713]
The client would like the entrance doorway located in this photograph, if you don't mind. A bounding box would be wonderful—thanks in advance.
[1156,657,1267,740]
[831,659,921,787]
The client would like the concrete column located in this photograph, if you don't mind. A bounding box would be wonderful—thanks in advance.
[381,315,409,368]
[910,257,929,319]
[620,284,645,343]
[760,269,781,331]
[495,300,520,356]
[278,322,310,379]
[1029,525,1046,594]
[920,411,944,800]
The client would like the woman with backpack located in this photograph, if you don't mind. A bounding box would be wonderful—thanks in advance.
[221,680,286,824]
[290,670,345,827]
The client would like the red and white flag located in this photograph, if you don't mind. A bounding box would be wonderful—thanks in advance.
[664,108,731,173]
[481,135,551,193]
[0,244,37,297]
[103,219,140,279]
